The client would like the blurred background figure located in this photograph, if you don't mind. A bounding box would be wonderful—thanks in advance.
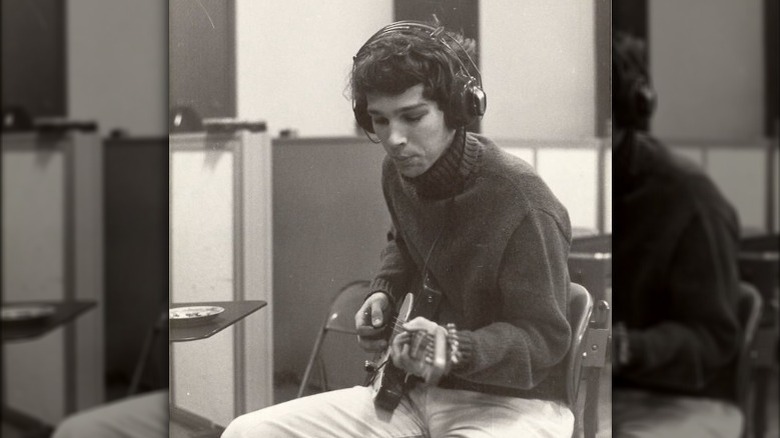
[612,1,779,437]
[611,31,744,437]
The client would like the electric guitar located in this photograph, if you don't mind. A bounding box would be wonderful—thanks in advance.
[365,289,450,411]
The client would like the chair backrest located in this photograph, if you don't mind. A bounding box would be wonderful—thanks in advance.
[565,282,595,407]
[735,281,762,408]
[325,280,371,334]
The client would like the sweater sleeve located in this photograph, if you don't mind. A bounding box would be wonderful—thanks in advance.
[618,213,742,391]
[368,225,416,305]
[450,209,572,390]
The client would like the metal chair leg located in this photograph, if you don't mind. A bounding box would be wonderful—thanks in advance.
[298,328,327,398]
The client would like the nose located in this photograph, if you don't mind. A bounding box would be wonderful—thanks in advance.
[385,121,407,150]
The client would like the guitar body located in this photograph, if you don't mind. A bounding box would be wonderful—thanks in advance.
[368,279,447,411]
[370,293,414,411]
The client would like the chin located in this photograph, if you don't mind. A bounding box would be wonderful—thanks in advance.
[399,167,425,178]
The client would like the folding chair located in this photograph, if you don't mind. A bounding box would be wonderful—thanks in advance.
[735,281,763,438]
[298,280,372,398]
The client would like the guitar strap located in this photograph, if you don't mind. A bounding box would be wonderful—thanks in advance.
[414,199,452,321]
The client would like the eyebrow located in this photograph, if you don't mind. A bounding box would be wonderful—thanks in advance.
[367,103,428,116]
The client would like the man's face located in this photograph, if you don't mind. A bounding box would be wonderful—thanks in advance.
[366,84,456,178]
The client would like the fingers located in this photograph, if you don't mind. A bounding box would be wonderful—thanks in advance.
[402,316,438,333]
[355,293,390,330]
[389,334,407,368]
[354,300,372,329]
[371,301,385,328]
[356,294,392,352]
[390,332,425,375]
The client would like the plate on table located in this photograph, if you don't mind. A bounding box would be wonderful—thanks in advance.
[1,304,56,324]
[169,305,225,327]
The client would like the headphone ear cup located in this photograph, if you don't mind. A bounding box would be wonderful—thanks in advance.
[450,75,486,127]
[624,78,656,127]
[468,82,487,118]
[632,80,656,121]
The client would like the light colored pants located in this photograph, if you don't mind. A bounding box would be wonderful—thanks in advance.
[613,389,743,438]
[222,385,573,438]
[52,390,168,438]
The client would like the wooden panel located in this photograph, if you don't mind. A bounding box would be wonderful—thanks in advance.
[765,0,778,136]
[103,137,168,391]
[1,0,65,116]
[613,0,647,37]
[394,0,478,40]
[394,0,480,132]
[169,0,235,118]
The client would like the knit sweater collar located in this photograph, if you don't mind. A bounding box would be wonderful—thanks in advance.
[402,129,482,199]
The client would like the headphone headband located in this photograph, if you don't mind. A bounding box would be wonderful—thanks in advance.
[352,20,487,134]
[355,20,483,90]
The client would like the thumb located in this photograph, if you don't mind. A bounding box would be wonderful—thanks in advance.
[371,301,385,327]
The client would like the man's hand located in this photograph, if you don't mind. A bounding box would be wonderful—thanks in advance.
[355,292,392,352]
[390,317,448,380]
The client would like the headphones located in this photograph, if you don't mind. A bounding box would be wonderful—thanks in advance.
[352,20,487,134]
[612,33,657,129]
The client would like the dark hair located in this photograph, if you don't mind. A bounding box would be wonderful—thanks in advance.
[612,32,656,129]
[351,25,476,132]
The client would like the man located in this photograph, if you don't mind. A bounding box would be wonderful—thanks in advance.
[611,32,744,437]
[223,20,574,437]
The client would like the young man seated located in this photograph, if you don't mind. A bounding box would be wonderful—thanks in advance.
[223,20,575,438]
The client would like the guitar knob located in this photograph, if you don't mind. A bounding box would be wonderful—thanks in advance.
[364,360,378,373]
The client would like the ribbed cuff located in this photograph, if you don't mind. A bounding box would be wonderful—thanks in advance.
[450,329,475,372]
[367,278,396,307]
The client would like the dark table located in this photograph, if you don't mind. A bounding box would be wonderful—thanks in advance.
[169,301,267,343]
[2,300,97,436]
[2,301,97,342]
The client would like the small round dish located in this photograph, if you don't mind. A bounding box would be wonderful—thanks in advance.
[1,304,56,323]
[169,305,225,327]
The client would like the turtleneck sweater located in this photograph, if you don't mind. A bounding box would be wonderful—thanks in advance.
[369,131,574,402]
[613,131,742,401]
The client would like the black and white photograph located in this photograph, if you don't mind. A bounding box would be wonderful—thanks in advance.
[1,1,777,438]
[167,1,611,437]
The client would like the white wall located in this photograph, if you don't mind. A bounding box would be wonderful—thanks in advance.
[236,1,600,140]
[650,0,764,140]
[67,0,167,136]
[236,0,393,137]
[481,0,597,139]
